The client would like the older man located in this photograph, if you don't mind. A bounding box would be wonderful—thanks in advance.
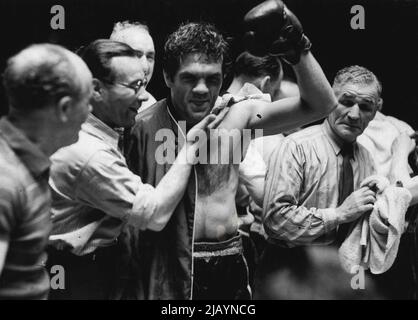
[110,21,156,111]
[127,0,337,300]
[48,40,222,299]
[0,44,93,299]
[263,65,382,247]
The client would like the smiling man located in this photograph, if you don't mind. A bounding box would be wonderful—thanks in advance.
[47,40,224,299]
[263,65,381,247]
[110,21,157,111]
[127,7,337,299]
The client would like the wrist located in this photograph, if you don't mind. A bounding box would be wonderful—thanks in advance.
[334,207,345,225]
[185,142,198,164]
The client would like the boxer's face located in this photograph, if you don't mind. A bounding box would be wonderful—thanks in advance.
[165,53,223,125]
[101,56,148,127]
[328,82,380,143]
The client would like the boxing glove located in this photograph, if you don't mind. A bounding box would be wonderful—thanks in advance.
[243,0,311,64]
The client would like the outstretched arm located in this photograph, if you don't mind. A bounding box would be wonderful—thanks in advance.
[239,0,337,134]
[242,51,337,133]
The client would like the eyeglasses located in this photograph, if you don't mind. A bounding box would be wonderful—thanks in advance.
[103,78,147,95]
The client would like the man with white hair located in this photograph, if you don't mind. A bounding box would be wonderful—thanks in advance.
[0,43,93,299]
[110,20,156,111]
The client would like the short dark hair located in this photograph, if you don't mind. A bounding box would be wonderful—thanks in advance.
[233,51,282,81]
[163,22,229,79]
[78,39,138,82]
[3,44,80,111]
[333,65,382,97]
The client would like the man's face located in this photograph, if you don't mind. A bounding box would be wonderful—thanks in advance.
[165,53,223,125]
[120,29,155,84]
[328,82,380,143]
[102,56,148,127]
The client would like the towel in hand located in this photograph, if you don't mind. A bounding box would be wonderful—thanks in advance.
[338,175,412,274]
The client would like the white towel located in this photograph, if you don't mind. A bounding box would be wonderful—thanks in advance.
[339,176,412,274]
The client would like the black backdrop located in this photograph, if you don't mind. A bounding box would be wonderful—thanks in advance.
[1,0,417,128]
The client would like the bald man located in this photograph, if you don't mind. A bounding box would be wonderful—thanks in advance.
[110,21,157,111]
[0,44,93,299]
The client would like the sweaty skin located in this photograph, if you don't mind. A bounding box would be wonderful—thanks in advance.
[194,106,253,241]
[166,51,337,242]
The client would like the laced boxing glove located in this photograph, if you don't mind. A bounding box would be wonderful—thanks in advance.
[243,0,312,64]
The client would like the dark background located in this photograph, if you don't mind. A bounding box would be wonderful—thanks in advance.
[0,0,417,128]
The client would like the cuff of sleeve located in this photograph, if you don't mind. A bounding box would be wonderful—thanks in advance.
[129,183,158,230]
[321,208,339,234]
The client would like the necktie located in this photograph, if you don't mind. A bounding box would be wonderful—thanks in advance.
[336,144,354,245]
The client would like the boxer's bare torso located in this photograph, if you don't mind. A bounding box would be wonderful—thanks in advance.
[194,105,251,241]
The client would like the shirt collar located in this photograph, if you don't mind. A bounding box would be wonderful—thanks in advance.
[321,120,358,156]
[82,113,120,149]
[0,117,51,178]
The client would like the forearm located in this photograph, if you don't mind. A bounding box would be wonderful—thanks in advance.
[128,143,196,232]
[293,51,337,120]
[147,145,193,230]
[263,202,338,245]
[389,149,411,184]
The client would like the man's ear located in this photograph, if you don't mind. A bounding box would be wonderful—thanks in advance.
[259,75,271,94]
[92,78,104,102]
[163,71,173,88]
[55,96,73,123]
[377,98,383,111]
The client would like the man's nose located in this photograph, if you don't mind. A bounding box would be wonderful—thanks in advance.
[347,104,360,120]
[137,89,149,103]
[193,79,209,95]
[140,56,151,80]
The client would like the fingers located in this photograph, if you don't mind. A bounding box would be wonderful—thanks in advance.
[207,107,229,130]
[364,195,376,204]
[192,114,216,132]
[359,204,374,213]
[357,186,375,195]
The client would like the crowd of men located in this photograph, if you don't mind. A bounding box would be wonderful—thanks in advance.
[1,0,418,300]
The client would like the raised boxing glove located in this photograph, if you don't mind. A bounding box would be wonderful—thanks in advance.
[243,0,312,64]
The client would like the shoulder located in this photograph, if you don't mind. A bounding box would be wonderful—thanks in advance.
[136,99,167,123]
[133,99,169,133]
[285,125,324,145]
[50,129,112,185]
[0,140,32,194]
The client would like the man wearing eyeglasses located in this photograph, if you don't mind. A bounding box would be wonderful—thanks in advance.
[110,21,157,112]
[47,40,226,299]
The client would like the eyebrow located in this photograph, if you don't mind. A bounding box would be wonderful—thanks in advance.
[179,71,222,78]
[340,93,374,104]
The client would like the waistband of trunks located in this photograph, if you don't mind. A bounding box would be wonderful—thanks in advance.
[193,233,243,259]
